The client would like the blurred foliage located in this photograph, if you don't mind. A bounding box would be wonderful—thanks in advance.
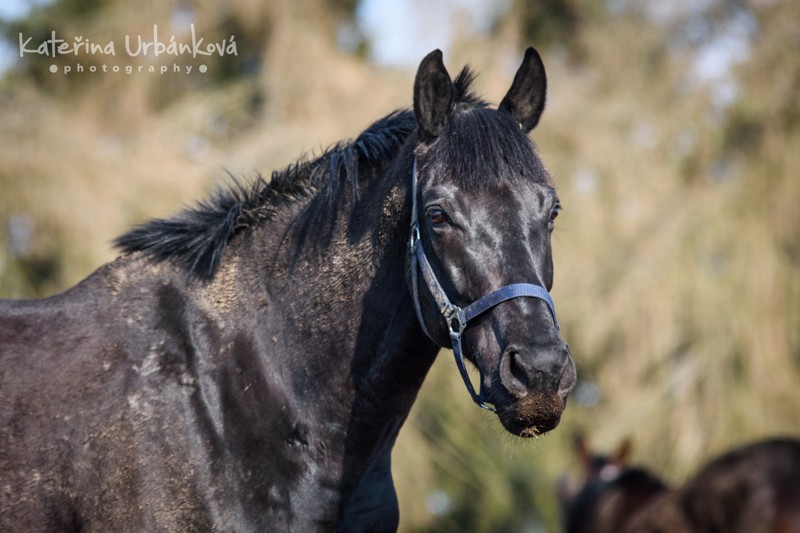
[2,1,799,532]
[511,0,606,61]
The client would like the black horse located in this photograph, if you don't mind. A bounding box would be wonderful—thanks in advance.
[0,48,575,531]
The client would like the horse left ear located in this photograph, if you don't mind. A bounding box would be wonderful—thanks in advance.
[414,49,454,140]
[574,434,592,472]
[499,47,547,133]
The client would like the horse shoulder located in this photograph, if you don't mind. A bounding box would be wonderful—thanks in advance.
[0,256,241,530]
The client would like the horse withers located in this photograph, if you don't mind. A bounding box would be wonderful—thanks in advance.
[1,47,574,531]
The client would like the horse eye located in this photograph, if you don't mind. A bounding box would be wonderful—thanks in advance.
[548,205,561,228]
[427,207,448,225]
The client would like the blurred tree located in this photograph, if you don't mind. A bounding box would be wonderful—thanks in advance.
[511,0,606,60]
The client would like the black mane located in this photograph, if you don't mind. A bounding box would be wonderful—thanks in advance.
[114,67,485,279]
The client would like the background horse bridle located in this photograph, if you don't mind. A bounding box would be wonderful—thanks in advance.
[409,157,560,412]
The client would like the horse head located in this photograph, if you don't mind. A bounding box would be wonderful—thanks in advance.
[409,47,576,437]
[558,436,669,533]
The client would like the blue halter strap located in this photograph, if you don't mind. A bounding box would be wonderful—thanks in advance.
[409,157,560,412]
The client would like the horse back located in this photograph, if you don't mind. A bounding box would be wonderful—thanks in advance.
[679,438,800,533]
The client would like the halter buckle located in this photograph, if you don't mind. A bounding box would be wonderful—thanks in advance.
[444,305,467,336]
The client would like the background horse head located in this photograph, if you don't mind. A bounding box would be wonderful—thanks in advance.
[558,435,670,533]
[1,47,573,530]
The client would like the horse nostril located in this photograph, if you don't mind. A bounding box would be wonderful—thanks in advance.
[501,346,536,399]
[510,351,531,387]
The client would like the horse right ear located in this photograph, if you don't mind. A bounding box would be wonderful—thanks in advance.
[414,49,453,140]
[613,438,632,466]
[499,47,547,133]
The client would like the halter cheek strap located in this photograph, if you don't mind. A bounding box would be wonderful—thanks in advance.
[409,157,560,412]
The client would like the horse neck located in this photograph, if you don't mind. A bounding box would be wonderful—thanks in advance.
[239,147,439,417]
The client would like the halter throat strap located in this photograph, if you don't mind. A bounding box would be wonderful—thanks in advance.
[409,157,560,412]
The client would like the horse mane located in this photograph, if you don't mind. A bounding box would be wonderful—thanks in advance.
[114,67,485,280]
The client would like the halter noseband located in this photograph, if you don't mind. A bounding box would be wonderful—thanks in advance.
[409,157,560,412]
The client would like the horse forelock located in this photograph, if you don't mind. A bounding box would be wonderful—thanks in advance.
[423,106,549,192]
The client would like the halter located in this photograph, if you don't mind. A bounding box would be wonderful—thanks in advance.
[409,157,560,412]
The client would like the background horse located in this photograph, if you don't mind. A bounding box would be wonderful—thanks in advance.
[560,436,800,533]
[0,47,574,531]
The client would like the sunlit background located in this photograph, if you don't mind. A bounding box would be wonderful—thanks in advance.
[1,1,799,531]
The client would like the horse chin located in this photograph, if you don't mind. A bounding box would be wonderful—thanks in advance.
[496,394,565,438]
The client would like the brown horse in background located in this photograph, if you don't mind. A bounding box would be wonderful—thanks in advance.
[559,436,800,533]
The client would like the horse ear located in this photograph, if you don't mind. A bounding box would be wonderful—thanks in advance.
[414,49,453,140]
[499,47,547,132]
[574,434,592,472]
[613,438,633,466]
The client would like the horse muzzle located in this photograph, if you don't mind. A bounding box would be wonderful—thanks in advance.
[494,342,576,437]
